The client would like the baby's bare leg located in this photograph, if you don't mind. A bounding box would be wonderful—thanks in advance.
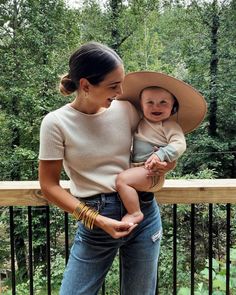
[116,166,152,224]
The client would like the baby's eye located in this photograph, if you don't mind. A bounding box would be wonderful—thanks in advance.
[160,100,167,104]
[110,85,117,90]
[147,101,154,104]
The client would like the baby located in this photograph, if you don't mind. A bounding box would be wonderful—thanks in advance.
[116,86,186,224]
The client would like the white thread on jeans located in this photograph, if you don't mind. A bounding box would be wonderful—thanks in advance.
[77,235,83,242]
[151,229,162,242]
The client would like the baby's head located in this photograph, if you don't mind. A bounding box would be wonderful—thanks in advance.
[139,86,178,123]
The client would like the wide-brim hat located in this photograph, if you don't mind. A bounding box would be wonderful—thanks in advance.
[117,71,207,134]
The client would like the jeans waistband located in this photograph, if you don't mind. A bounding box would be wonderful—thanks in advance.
[78,192,119,203]
[77,191,154,203]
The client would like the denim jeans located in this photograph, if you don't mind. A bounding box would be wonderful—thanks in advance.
[60,192,162,295]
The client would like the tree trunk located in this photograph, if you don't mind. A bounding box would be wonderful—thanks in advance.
[11,0,28,280]
[208,0,219,137]
[14,231,28,280]
[11,95,20,180]
[109,0,121,52]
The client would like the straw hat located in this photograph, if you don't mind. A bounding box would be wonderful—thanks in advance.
[117,71,207,134]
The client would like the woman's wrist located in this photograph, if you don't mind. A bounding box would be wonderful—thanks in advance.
[94,214,107,228]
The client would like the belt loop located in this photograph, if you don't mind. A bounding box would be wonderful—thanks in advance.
[101,194,106,207]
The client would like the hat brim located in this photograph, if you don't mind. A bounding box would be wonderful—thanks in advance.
[117,71,207,134]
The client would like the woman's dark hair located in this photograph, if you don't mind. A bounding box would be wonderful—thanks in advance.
[59,42,123,96]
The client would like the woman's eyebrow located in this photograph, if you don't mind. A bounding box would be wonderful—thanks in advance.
[106,81,121,86]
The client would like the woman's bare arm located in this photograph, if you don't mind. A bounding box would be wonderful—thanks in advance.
[39,160,78,213]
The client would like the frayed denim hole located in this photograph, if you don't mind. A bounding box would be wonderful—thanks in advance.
[75,228,83,243]
[140,198,154,206]
[77,235,83,242]
[151,229,162,243]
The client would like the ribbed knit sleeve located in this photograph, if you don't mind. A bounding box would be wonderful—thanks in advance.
[39,112,65,160]
[155,120,186,162]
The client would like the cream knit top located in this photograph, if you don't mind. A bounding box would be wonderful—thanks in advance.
[39,100,140,198]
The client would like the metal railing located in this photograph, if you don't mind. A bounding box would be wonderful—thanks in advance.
[0,179,236,295]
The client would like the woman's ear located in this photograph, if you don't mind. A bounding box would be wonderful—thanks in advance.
[79,78,90,93]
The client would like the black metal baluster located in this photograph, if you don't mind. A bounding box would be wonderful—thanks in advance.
[64,212,69,264]
[46,206,51,295]
[9,206,16,295]
[173,204,177,295]
[226,204,231,295]
[191,204,195,295]
[119,251,122,295]
[101,282,105,295]
[156,268,159,295]
[28,206,33,295]
[209,204,213,295]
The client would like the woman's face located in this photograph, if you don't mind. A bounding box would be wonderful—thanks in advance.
[140,88,175,123]
[87,64,125,109]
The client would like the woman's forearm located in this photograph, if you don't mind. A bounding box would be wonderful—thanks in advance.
[39,160,79,213]
[40,183,79,213]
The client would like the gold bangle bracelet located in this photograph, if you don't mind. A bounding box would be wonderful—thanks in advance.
[72,202,86,220]
[72,202,99,230]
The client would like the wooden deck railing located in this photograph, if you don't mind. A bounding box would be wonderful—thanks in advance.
[0,179,236,206]
[0,179,236,295]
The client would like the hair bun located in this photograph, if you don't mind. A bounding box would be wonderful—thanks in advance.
[59,74,77,96]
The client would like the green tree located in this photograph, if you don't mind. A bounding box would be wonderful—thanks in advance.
[154,0,235,178]
[0,0,81,282]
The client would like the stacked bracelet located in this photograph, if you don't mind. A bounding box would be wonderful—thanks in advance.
[72,202,99,230]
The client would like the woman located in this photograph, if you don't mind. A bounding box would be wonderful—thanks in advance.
[39,41,174,295]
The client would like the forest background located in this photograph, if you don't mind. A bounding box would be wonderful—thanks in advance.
[0,0,236,294]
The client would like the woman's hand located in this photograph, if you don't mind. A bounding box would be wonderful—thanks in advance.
[95,215,137,239]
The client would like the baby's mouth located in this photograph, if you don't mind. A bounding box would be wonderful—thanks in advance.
[152,112,162,116]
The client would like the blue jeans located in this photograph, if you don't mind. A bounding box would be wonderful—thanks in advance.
[60,192,162,295]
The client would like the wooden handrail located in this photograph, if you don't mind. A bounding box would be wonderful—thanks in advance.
[0,179,236,206]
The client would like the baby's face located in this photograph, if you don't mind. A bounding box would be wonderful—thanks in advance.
[140,88,175,123]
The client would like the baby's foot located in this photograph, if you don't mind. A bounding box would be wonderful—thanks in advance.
[121,211,144,224]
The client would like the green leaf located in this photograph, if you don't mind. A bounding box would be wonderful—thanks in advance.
[177,287,190,295]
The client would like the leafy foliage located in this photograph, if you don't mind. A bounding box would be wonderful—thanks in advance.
[0,0,236,293]
[178,248,236,294]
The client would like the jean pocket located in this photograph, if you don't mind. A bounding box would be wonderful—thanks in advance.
[139,191,154,205]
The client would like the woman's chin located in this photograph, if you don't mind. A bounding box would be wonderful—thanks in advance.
[105,99,114,108]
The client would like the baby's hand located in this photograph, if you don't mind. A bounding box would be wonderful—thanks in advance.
[145,154,161,170]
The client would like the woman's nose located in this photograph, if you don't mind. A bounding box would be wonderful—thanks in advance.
[116,84,123,95]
